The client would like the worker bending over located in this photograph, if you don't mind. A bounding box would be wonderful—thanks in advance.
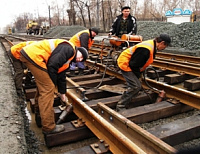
[20,39,88,134]
[69,27,99,76]
[116,34,171,111]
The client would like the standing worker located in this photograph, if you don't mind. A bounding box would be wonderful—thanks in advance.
[69,27,99,76]
[108,6,137,38]
[116,34,171,111]
[20,39,88,134]
[7,41,35,97]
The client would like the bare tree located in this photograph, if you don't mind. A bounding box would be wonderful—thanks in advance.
[74,0,86,27]
[67,0,76,25]
[85,2,92,27]
[101,0,106,31]
[117,0,125,9]
[14,13,33,32]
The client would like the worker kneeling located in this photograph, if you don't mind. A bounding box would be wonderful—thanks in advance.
[20,39,88,134]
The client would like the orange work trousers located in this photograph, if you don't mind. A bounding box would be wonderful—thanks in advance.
[20,54,55,132]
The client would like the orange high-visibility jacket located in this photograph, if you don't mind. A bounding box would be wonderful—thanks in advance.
[11,41,35,59]
[117,40,154,72]
[22,39,76,73]
[69,30,94,48]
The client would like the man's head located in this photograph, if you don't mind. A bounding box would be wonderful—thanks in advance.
[121,6,131,18]
[155,33,171,50]
[91,27,99,37]
[76,47,88,62]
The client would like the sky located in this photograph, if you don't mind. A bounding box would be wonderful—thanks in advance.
[1,0,143,32]
[0,0,57,33]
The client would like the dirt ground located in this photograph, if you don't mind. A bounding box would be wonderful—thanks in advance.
[0,45,27,153]
[0,45,42,153]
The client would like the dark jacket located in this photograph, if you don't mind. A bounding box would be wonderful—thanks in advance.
[21,41,75,94]
[109,14,137,37]
[47,43,75,94]
[129,40,157,78]
[79,29,94,50]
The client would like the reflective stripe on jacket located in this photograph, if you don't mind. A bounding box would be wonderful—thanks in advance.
[69,30,94,48]
[11,41,35,59]
[117,40,154,72]
[22,39,75,73]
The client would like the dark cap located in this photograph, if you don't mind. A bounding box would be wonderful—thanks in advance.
[121,6,131,11]
[160,33,171,45]
[91,27,99,35]
[77,47,88,61]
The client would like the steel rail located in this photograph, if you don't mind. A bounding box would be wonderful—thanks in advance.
[142,79,200,109]
[85,60,200,109]
[0,36,14,46]
[97,103,177,154]
[4,35,26,42]
[0,36,14,50]
[67,90,145,154]
[152,59,200,77]
[67,89,177,153]
[156,52,200,64]
[156,57,200,68]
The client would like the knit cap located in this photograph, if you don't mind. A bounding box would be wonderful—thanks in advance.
[77,47,88,61]
[160,34,171,45]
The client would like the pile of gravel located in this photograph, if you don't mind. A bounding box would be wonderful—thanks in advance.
[44,25,87,38]
[137,21,200,51]
[44,21,200,54]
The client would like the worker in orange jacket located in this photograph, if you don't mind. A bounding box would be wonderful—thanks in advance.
[20,39,88,134]
[69,27,99,75]
[116,34,171,111]
[7,41,35,97]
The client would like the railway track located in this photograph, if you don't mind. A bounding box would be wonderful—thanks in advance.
[0,34,200,153]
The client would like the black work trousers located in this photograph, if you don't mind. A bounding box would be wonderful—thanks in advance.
[116,70,141,110]
[7,50,25,95]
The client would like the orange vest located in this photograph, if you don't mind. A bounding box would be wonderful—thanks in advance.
[11,41,35,59]
[22,39,76,73]
[117,40,154,72]
[69,30,94,48]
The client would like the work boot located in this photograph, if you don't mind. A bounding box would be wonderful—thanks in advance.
[116,90,130,112]
[35,112,42,128]
[116,101,126,112]
[43,124,65,135]
[35,107,42,128]
[17,89,23,97]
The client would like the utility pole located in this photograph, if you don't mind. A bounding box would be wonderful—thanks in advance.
[96,0,99,28]
[48,5,51,27]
